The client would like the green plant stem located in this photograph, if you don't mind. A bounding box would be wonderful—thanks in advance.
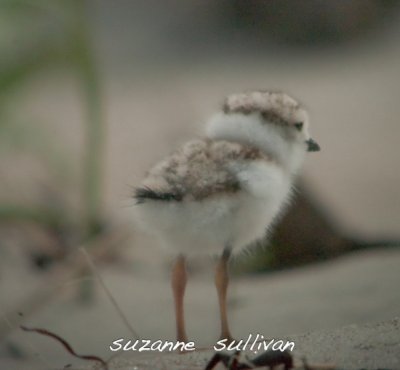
[73,0,105,238]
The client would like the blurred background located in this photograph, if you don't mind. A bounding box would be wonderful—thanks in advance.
[1,1,400,369]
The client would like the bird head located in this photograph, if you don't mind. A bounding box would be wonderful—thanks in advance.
[206,90,320,173]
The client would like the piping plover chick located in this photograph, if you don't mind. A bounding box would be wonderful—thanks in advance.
[134,90,320,342]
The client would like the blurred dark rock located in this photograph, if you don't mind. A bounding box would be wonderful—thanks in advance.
[269,182,353,269]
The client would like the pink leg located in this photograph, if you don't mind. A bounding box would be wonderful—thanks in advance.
[171,254,188,342]
[215,248,234,342]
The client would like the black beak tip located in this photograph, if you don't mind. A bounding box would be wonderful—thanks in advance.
[306,139,320,152]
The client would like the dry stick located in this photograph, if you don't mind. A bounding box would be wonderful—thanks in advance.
[79,249,171,370]
[0,226,131,340]
[78,250,169,369]
[80,247,141,339]
[20,326,108,370]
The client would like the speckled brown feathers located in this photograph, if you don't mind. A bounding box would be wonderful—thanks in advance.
[135,139,271,202]
[223,90,302,127]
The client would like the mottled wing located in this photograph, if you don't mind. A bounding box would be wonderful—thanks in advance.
[134,139,268,203]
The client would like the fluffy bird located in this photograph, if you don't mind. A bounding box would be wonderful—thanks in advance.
[134,90,320,342]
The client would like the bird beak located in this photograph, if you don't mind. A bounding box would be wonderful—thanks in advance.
[306,138,320,152]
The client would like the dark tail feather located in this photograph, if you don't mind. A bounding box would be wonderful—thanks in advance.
[134,187,183,204]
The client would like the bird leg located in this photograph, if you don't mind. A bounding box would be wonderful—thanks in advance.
[171,254,188,342]
[215,247,234,342]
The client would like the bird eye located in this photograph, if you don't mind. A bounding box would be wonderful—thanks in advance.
[294,122,303,131]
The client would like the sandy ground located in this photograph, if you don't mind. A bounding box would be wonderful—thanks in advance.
[104,317,400,370]
[1,248,399,369]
